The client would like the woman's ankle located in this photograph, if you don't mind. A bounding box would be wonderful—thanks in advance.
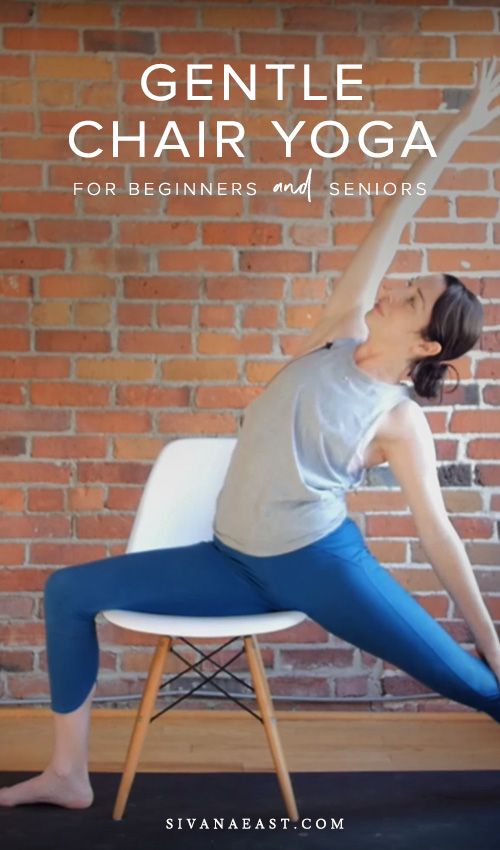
[47,762,90,782]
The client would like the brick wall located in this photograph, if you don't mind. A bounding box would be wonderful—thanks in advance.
[0,0,499,713]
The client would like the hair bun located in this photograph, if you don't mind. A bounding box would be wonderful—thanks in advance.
[427,360,448,375]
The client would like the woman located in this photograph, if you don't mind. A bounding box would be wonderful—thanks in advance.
[1,60,499,810]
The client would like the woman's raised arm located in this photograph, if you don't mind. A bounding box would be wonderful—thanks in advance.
[317,59,500,325]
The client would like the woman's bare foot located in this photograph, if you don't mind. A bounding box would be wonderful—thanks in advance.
[0,767,94,809]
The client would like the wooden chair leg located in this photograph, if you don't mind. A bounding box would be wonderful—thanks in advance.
[244,635,299,822]
[112,635,172,821]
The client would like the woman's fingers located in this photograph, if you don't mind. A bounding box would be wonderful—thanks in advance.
[487,58,498,80]
[475,59,485,86]
[478,59,498,91]
[488,58,499,80]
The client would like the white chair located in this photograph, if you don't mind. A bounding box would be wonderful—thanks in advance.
[102,437,306,822]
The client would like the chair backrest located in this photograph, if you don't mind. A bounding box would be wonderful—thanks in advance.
[126,437,237,553]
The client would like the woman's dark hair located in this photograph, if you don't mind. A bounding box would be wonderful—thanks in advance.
[408,273,483,401]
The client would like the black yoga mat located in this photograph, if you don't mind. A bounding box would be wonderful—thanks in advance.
[2,770,500,850]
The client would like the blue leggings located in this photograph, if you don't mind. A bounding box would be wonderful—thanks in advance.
[44,516,500,721]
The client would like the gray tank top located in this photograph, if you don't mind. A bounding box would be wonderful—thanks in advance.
[213,337,409,556]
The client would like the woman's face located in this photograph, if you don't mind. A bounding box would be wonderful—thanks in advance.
[367,273,447,356]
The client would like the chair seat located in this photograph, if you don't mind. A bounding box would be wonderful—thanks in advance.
[102,608,307,638]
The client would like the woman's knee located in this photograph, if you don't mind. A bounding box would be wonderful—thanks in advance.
[44,564,86,619]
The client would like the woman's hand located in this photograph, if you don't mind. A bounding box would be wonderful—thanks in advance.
[461,59,500,134]
[476,644,500,687]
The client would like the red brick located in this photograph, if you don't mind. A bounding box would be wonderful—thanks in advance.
[362,9,415,31]
[457,197,498,219]
[119,331,191,355]
[323,36,365,57]
[0,220,31,244]
[27,488,64,512]
[162,359,238,382]
[0,488,23,511]
[0,248,65,270]
[422,10,494,32]
[116,386,190,409]
[198,305,235,329]
[414,223,486,244]
[0,329,29,351]
[2,191,74,215]
[240,33,316,56]
[0,55,30,76]
[195,386,261,409]
[203,223,281,246]
[374,89,442,111]
[121,6,195,27]
[0,3,33,23]
[39,3,114,25]
[158,250,233,273]
[361,63,414,88]
[240,250,310,274]
[378,36,450,58]
[36,220,111,244]
[457,36,500,58]
[4,27,79,51]
[30,383,109,407]
[454,142,500,164]
[481,277,500,298]
[420,61,474,86]
[119,222,196,245]
[160,32,235,54]
[68,487,106,512]
[157,412,236,435]
[0,358,70,381]
[40,275,115,298]
[241,304,279,328]
[0,110,34,133]
[0,165,39,188]
[84,29,155,54]
[451,518,493,539]
[428,250,500,272]
[35,55,112,80]
[283,8,356,31]
[76,515,132,540]
[0,649,34,670]
[467,439,500,460]
[203,7,277,28]
[2,136,75,160]
[451,411,500,433]
[36,331,110,353]
[366,516,417,538]
[72,248,149,274]
[0,516,70,539]
[207,276,284,301]
[76,411,151,434]
[38,80,74,107]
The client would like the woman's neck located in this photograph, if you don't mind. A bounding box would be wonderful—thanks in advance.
[353,338,410,385]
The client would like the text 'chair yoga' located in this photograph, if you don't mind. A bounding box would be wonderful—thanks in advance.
[102,437,306,822]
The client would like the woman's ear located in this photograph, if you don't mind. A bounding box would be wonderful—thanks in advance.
[414,338,442,359]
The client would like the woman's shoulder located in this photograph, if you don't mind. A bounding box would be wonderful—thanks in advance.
[291,307,368,359]
[375,398,427,445]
